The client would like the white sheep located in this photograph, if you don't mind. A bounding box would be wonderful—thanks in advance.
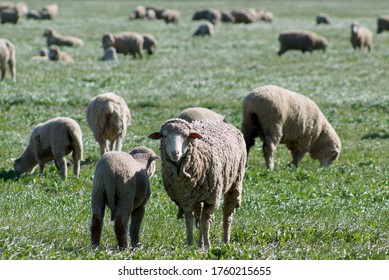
[148,118,246,248]
[161,9,180,24]
[0,38,16,81]
[13,117,83,179]
[177,107,225,123]
[86,92,132,157]
[90,147,160,249]
[192,22,214,37]
[350,22,373,52]
[102,32,144,59]
[43,28,84,47]
[278,30,328,56]
[241,85,341,170]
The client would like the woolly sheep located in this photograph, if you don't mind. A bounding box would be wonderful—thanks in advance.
[146,9,156,20]
[219,10,235,23]
[0,38,16,81]
[43,28,84,47]
[31,47,49,61]
[41,3,58,19]
[86,92,132,157]
[316,13,331,25]
[142,34,157,55]
[0,2,14,11]
[15,2,28,17]
[145,6,164,19]
[377,15,389,34]
[101,46,118,61]
[177,107,225,123]
[351,22,373,52]
[91,147,160,249]
[231,8,257,24]
[278,30,328,56]
[193,22,214,37]
[102,32,144,59]
[129,5,146,20]
[241,85,341,170]
[0,8,19,24]
[148,119,246,248]
[161,9,180,24]
[192,8,221,24]
[259,10,274,22]
[13,117,83,179]
[48,45,74,63]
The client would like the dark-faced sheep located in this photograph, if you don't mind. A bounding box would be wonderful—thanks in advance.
[148,119,246,248]
[193,22,214,37]
[0,38,16,81]
[48,45,74,63]
[102,32,144,59]
[142,34,157,55]
[192,8,221,24]
[316,13,331,25]
[278,30,328,56]
[377,15,389,34]
[0,8,19,24]
[43,28,84,47]
[242,85,341,170]
[219,10,235,23]
[351,23,373,52]
[91,147,160,249]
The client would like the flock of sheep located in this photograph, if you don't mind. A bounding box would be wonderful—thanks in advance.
[3,2,389,250]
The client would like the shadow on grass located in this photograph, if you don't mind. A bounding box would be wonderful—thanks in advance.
[361,132,389,140]
[0,169,21,181]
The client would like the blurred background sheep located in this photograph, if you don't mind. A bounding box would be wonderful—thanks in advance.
[316,13,331,25]
[102,32,144,59]
[377,15,389,34]
[0,38,16,81]
[278,30,328,56]
[192,22,214,37]
[350,22,373,52]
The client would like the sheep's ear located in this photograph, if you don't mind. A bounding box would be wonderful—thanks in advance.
[148,132,163,140]
[152,156,161,161]
[189,132,202,140]
[11,157,20,163]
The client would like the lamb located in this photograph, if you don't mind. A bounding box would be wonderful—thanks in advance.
[101,46,118,61]
[142,34,157,55]
[31,47,49,61]
[86,92,132,157]
[91,147,160,249]
[0,8,19,24]
[161,9,180,24]
[102,32,144,59]
[241,85,341,170]
[177,107,225,123]
[43,28,84,47]
[350,22,373,52]
[129,5,146,20]
[0,38,16,81]
[192,22,214,37]
[13,117,83,179]
[148,119,246,248]
[48,45,74,63]
[316,13,331,25]
[192,8,221,24]
[377,15,389,34]
[278,30,328,56]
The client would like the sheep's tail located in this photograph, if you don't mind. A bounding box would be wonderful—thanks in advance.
[68,126,83,161]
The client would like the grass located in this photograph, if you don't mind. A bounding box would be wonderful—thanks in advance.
[0,0,388,260]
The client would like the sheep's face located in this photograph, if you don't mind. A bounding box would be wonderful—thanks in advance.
[13,157,36,174]
[311,126,341,166]
[102,34,115,49]
[43,28,53,37]
[351,23,359,34]
[48,46,60,60]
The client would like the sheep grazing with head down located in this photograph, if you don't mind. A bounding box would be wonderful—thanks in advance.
[87,92,132,157]
[278,30,328,56]
[142,34,157,55]
[13,117,83,179]
[242,85,341,170]
[192,8,221,24]
[102,32,144,59]
[43,28,84,47]
[377,15,389,34]
[148,119,246,248]
[91,147,160,249]
[177,107,225,123]
[193,22,214,37]
[316,13,331,25]
[0,38,16,81]
[161,9,180,24]
[350,22,373,52]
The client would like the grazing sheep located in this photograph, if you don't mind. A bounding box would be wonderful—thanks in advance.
[15,2,28,17]
[0,38,16,81]
[0,8,19,24]
[86,92,132,157]
[148,119,246,248]
[101,46,118,61]
[316,13,331,25]
[259,10,274,22]
[13,117,83,179]
[0,2,14,11]
[142,34,157,55]
[161,9,180,24]
[192,8,221,24]
[219,10,235,23]
[48,45,74,63]
[26,9,42,19]
[278,30,328,56]
[102,32,144,59]
[242,85,341,170]
[41,3,58,19]
[129,5,146,20]
[177,107,225,123]
[231,8,257,24]
[145,9,156,20]
[145,6,165,19]
[91,147,160,249]
[193,22,214,37]
[351,22,373,52]
[377,15,389,34]
[43,28,84,47]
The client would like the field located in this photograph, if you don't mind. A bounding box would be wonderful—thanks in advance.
[0,0,388,260]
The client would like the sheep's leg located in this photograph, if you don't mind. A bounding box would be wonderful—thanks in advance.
[195,203,204,247]
[0,64,5,80]
[129,204,145,247]
[55,156,67,179]
[263,138,277,170]
[115,215,129,250]
[200,204,215,248]
[184,212,194,246]
[223,183,242,244]
[99,140,107,156]
[8,58,15,82]
[114,136,123,152]
[290,150,306,167]
[91,212,104,248]
[241,113,260,157]
[72,153,81,177]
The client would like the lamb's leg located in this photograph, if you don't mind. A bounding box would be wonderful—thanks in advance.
[109,139,115,152]
[55,156,67,179]
[263,137,277,170]
[290,150,306,167]
[130,204,146,247]
[99,140,107,156]
[8,57,15,82]
[115,215,129,250]
[114,135,123,152]
[91,205,105,248]
[200,204,215,248]
[184,212,194,246]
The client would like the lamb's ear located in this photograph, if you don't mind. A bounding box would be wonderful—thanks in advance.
[152,156,161,161]
[148,132,163,140]
[189,132,202,140]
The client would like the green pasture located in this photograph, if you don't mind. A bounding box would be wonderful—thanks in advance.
[0,0,388,259]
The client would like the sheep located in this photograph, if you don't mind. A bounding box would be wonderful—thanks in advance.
[377,15,389,34]
[0,2,14,11]
[241,85,341,170]
[219,10,235,23]
[48,45,74,63]
[15,2,28,17]
[86,92,132,157]
[193,22,215,37]
[145,9,156,20]
[129,5,146,20]
[91,147,160,249]
[148,118,246,248]
[41,3,58,19]
[161,9,180,24]
[142,34,157,55]
[31,47,49,61]
[13,117,83,179]
[102,32,144,59]
[351,22,373,52]
[0,8,19,24]
[192,8,221,24]
[231,8,257,24]
[316,13,331,25]
[177,107,225,123]
[145,6,164,19]
[101,46,118,61]
[278,30,328,56]
[43,28,84,47]
[0,38,16,82]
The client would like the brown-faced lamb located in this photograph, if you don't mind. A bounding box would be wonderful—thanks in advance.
[377,15,389,34]
[241,85,341,170]
[86,92,132,157]
[13,117,83,179]
[351,22,373,52]
[148,119,246,248]
[0,8,19,24]
[0,38,16,81]
[48,44,74,63]
[91,147,160,249]
[192,8,221,24]
[142,34,157,55]
[177,107,225,123]
[43,28,84,47]
[193,22,214,37]
[102,32,144,59]
[101,46,118,61]
[161,9,180,24]
[316,13,331,25]
[278,30,328,56]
